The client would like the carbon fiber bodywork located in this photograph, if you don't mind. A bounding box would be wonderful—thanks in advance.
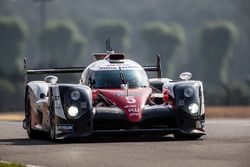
[52,85,93,139]
[54,105,205,139]
[24,81,205,139]
[92,105,205,137]
[93,105,176,130]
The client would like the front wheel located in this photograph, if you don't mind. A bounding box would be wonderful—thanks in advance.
[49,113,56,141]
[26,100,42,139]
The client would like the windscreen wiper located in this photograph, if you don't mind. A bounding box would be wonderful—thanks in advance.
[119,67,126,84]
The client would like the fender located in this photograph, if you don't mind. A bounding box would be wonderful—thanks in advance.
[50,84,93,139]
[172,81,202,109]
[26,81,49,102]
[25,81,50,130]
[164,80,205,133]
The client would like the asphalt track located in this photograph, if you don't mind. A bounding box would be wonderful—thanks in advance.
[0,119,250,167]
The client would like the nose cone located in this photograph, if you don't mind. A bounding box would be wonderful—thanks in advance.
[99,88,152,122]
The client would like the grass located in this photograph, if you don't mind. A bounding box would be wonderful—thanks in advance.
[0,162,25,167]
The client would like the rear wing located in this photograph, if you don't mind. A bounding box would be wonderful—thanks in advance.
[142,54,162,78]
[25,54,162,81]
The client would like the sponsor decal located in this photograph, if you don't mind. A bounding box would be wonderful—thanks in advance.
[54,96,60,101]
[124,104,137,109]
[129,113,140,116]
[53,86,66,119]
[99,67,117,70]
[124,103,141,117]
[128,108,140,117]
[54,96,61,106]
[98,64,139,71]
[116,93,142,97]
[56,124,73,132]
[81,102,87,109]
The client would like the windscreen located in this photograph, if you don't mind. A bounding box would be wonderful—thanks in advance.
[91,69,149,89]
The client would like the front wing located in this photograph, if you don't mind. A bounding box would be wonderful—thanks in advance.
[53,105,205,139]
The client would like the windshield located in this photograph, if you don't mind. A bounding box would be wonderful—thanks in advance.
[89,69,149,89]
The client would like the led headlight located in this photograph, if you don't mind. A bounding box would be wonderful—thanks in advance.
[184,87,194,98]
[188,103,199,114]
[70,90,80,101]
[68,106,79,117]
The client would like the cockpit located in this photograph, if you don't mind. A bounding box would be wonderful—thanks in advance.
[85,69,149,89]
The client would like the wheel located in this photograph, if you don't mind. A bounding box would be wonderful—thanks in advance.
[49,115,56,141]
[26,99,42,139]
[174,133,202,140]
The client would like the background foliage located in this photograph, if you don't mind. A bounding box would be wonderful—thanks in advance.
[141,22,185,77]
[93,20,130,52]
[0,0,250,110]
[200,21,239,87]
[0,17,27,110]
[39,20,86,67]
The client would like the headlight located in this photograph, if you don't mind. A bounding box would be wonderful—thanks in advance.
[184,87,194,98]
[70,90,80,101]
[188,103,199,114]
[68,106,79,117]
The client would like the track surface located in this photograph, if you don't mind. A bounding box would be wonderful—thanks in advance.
[0,119,250,167]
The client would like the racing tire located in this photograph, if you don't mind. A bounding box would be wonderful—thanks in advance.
[49,112,56,141]
[26,99,43,139]
[174,133,202,140]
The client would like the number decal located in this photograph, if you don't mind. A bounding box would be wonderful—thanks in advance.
[125,96,136,104]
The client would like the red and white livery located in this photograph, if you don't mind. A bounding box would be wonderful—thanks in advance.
[23,46,206,140]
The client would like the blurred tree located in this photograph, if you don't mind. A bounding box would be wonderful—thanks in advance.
[141,22,185,77]
[0,17,28,78]
[0,78,16,110]
[200,21,238,87]
[0,17,27,111]
[93,20,130,52]
[39,20,87,67]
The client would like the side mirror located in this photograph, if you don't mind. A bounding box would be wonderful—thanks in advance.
[179,72,192,81]
[45,75,58,84]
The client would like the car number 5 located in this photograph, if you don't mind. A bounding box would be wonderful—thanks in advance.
[125,96,136,103]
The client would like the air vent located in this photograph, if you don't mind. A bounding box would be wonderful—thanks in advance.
[108,54,125,60]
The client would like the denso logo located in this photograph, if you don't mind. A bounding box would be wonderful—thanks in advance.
[124,104,137,109]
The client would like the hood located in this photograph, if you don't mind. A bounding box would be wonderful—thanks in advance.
[99,88,152,122]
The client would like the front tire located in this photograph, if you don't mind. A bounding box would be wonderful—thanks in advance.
[26,99,42,139]
[49,115,56,140]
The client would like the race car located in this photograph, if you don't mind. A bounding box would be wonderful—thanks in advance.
[23,45,205,140]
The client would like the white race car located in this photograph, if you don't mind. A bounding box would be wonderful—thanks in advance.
[23,43,205,140]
